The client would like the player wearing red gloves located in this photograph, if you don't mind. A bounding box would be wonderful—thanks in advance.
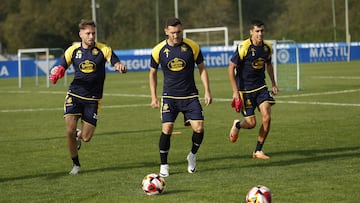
[50,19,127,175]
[49,65,66,84]
[228,20,278,159]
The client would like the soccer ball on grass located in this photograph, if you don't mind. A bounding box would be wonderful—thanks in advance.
[246,185,272,203]
[141,173,166,195]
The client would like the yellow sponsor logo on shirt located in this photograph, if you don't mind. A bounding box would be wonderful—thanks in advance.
[80,60,96,73]
[168,58,186,71]
[252,58,265,69]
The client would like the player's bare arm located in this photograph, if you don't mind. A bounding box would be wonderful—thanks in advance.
[228,62,240,100]
[197,63,212,106]
[149,67,159,108]
[266,62,279,95]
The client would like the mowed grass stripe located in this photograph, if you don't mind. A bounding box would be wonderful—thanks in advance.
[1,88,359,113]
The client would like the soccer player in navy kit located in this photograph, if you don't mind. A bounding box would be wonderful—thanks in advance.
[149,17,212,177]
[228,20,279,159]
[49,19,127,175]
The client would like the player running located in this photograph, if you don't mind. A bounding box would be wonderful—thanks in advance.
[49,19,127,175]
[228,19,279,159]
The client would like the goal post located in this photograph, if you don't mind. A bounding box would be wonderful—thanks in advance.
[17,48,65,88]
[274,40,301,91]
[18,48,50,88]
[183,27,229,46]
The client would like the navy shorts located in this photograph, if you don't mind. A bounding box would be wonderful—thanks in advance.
[161,96,204,124]
[240,86,275,117]
[64,94,101,126]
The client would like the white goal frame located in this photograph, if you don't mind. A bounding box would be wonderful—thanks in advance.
[275,40,300,90]
[17,48,67,88]
[18,48,50,88]
[183,27,229,46]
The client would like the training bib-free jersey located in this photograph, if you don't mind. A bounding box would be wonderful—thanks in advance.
[150,38,204,97]
[60,42,120,99]
[231,39,273,91]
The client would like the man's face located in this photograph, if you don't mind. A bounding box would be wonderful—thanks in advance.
[250,25,265,44]
[165,24,183,46]
[79,25,96,47]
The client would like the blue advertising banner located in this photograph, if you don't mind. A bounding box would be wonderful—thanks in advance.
[1,42,359,79]
[276,42,359,63]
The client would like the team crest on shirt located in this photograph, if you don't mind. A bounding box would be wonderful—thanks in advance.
[79,60,96,73]
[168,57,186,71]
[92,48,99,56]
[263,46,269,52]
[181,45,187,52]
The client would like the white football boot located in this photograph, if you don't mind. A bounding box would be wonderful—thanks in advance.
[187,152,197,174]
[159,164,169,177]
[69,165,81,175]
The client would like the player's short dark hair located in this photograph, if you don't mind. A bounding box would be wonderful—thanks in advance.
[165,17,182,28]
[250,19,264,29]
[79,19,96,30]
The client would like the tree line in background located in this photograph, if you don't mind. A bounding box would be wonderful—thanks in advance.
[0,0,358,54]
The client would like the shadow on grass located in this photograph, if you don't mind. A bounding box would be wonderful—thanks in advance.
[0,161,158,183]
[197,146,360,171]
[1,146,358,183]
[1,128,162,143]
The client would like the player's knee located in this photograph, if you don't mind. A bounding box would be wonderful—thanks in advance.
[162,124,174,135]
[82,137,91,142]
[193,128,203,134]
[66,128,77,138]
[191,124,204,133]
[261,115,271,126]
[81,133,93,142]
[245,119,256,129]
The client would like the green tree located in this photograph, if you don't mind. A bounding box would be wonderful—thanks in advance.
[0,0,359,53]
[98,0,156,49]
[1,0,89,52]
[270,0,358,42]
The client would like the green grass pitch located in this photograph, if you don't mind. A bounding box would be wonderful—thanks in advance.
[0,61,360,202]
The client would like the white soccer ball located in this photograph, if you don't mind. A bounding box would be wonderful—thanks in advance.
[141,173,166,195]
[246,185,272,203]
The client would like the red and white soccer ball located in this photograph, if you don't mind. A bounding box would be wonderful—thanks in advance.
[246,185,272,203]
[141,173,166,195]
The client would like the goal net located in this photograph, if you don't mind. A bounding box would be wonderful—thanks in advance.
[17,48,64,88]
[183,27,229,46]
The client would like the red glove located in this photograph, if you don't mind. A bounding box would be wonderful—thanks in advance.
[49,65,65,84]
[231,98,242,112]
